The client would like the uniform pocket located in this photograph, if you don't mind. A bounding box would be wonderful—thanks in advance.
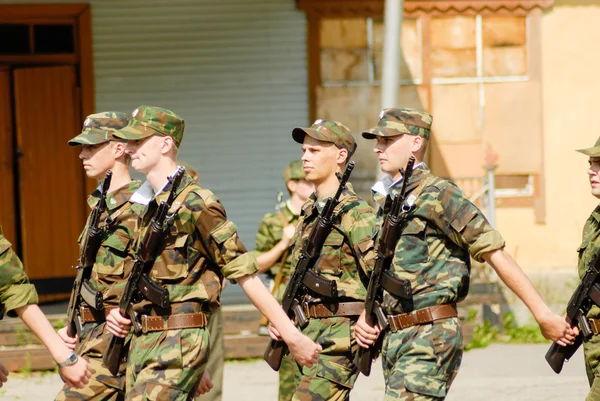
[397,218,428,265]
[315,232,345,276]
[94,231,131,275]
[150,233,189,281]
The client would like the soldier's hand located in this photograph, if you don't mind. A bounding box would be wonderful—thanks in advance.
[268,324,283,341]
[106,308,132,338]
[355,311,380,348]
[538,311,577,346]
[0,363,8,388]
[287,331,321,368]
[58,355,91,389]
[57,327,78,350]
[195,370,214,396]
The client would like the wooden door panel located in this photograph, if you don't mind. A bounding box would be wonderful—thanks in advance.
[13,66,85,285]
[0,67,16,244]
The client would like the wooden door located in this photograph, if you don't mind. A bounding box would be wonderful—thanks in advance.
[0,67,16,245]
[12,66,86,293]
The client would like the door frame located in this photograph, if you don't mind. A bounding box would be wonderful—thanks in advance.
[0,4,96,300]
[0,4,95,173]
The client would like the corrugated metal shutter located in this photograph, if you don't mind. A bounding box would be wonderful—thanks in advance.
[3,0,308,246]
[92,0,308,246]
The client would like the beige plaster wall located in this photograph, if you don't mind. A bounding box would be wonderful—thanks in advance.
[495,2,600,275]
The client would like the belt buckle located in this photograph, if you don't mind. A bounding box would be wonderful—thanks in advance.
[302,302,311,319]
[590,319,600,335]
[389,315,399,332]
[139,314,148,334]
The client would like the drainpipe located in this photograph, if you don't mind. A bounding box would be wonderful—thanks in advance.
[381,0,404,109]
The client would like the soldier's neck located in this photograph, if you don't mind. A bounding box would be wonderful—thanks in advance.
[107,162,133,194]
[288,195,304,214]
[145,159,178,193]
[314,173,340,200]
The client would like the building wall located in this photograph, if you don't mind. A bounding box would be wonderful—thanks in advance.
[497,0,600,273]
[0,0,309,247]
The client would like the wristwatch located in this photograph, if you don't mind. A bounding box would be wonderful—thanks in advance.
[57,352,79,367]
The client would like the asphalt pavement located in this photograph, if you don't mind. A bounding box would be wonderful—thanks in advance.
[0,343,590,400]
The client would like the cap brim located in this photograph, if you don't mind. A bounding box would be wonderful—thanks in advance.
[361,127,404,140]
[577,146,600,157]
[292,127,333,145]
[67,131,109,146]
[112,121,156,141]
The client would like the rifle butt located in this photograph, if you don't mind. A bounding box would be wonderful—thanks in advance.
[104,335,126,376]
[545,337,581,374]
[263,339,286,371]
[354,347,372,376]
[66,321,77,339]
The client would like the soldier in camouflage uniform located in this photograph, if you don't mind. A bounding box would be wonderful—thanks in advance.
[253,160,314,401]
[107,105,321,400]
[357,108,576,400]
[56,112,142,400]
[574,137,600,401]
[180,160,222,401]
[0,226,91,388]
[274,120,376,400]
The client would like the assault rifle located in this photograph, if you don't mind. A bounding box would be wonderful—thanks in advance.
[104,167,185,375]
[263,161,355,371]
[65,170,112,338]
[545,252,600,373]
[355,156,416,376]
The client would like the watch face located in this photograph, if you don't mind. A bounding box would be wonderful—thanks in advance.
[59,352,78,367]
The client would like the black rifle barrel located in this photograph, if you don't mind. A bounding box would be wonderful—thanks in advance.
[65,170,113,338]
[355,156,415,376]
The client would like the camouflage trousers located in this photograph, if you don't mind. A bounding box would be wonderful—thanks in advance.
[293,316,358,401]
[196,309,224,401]
[126,327,210,401]
[381,317,462,400]
[55,322,127,401]
[279,352,297,401]
[583,333,600,400]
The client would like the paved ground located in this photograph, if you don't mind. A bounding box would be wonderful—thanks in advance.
[0,343,589,400]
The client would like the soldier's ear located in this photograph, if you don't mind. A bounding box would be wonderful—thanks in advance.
[411,136,424,154]
[112,141,126,158]
[287,180,297,193]
[161,136,175,155]
[336,147,348,165]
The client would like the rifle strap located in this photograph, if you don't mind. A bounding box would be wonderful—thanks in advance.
[167,183,197,216]
[405,175,434,205]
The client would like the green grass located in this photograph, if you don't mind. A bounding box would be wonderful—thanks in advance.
[465,311,547,351]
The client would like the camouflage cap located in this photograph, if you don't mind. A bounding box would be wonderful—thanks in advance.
[112,105,185,148]
[68,112,129,146]
[362,108,432,140]
[282,160,305,182]
[576,137,600,157]
[292,119,357,156]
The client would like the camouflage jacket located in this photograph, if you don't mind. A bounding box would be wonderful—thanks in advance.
[81,180,142,307]
[579,204,600,319]
[0,226,38,318]
[373,163,505,314]
[291,183,375,303]
[131,170,258,313]
[253,202,299,280]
